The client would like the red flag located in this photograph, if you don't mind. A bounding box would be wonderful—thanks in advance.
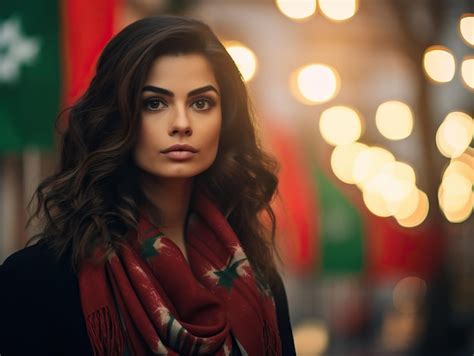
[365,214,443,281]
[62,0,123,108]
[262,120,319,273]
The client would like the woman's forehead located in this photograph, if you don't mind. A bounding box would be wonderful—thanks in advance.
[144,54,218,90]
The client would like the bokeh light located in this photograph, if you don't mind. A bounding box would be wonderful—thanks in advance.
[461,57,474,89]
[443,160,474,183]
[423,46,456,83]
[362,173,392,217]
[393,277,427,314]
[441,189,473,223]
[375,101,414,140]
[293,64,340,104]
[224,41,257,82]
[379,161,417,185]
[459,15,474,46]
[435,111,473,158]
[319,106,362,146]
[330,142,368,184]
[439,172,472,214]
[360,161,419,220]
[275,0,317,21]
[383,179,419,218]
[293,319,329,355]
[353,146,395,187]
[318,0,358,21]
[396,190,429,227]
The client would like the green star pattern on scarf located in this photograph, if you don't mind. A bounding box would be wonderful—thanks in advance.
[141,233,165,259]
[214,258,248,291]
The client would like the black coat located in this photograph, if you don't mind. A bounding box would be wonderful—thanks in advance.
[0,240,296,356]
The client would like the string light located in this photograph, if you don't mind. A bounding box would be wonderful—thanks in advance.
[375,101,414,140]
[423,46,456,83]
[396,190,429,227]
[224,41,257,82]
[383,179,419,218]
[291,63,340,104]
[353,146,395,188]
[293,319,329,355]
[318,0,358,22]
[439,172,472,220]
[461,56,474,89]
[362,173,393,217]
[319,106,362,145]
[275,0,317,21]
[459,14,474,46]
[435,111,473,158]
[330,142,368,184]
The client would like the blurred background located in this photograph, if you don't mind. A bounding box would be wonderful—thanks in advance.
[1,0,473,354]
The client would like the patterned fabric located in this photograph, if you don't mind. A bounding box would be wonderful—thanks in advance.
[78,190,282,355]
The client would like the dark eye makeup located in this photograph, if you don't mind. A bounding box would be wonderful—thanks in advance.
[142,96,217,112]
[143,97,167,111]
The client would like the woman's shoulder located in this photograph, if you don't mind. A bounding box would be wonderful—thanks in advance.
[1,240,71,283]
[0,239,77,313]
[0,240,92,355]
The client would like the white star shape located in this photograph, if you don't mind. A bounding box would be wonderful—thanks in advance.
[0,16,41,83]
[230,245,250,277]
[153,237,166,252]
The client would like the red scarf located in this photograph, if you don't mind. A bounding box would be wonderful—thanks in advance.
[79,190,282,355]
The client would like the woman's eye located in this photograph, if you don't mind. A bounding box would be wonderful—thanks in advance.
[144,98,166,111]
[192,98,214,111]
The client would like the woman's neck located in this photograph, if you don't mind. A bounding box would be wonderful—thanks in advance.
[140,174,194,239]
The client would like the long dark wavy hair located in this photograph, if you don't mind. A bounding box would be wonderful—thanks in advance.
[28,15,280,283]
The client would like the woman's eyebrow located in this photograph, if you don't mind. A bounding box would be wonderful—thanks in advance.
[142,85,220,97]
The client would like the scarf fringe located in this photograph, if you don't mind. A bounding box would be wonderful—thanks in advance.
[86,305,125,356]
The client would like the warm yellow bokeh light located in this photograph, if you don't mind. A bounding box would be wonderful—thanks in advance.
[396,190,429,227]
[294,320,329,356]
[330,142,368,184]
[362,173,392,217]
[423,46,456,83]
[362,161,418,218]
[385,180,419,219]
[459,15,474,46]
[451,152,474,180]
[318,0,358,21]
[224,42,257,82]
[461,57,474,89]
[353,146,395,187]
[275,0,317,20]
[375,101,414,140]
[393,277,427,314]
[439,172,472,214]
[296,64,340,104]
[443,160,474,183]
[435,125,451,158]
[362,164,420,220]
[442,193,473,223]
[435,111,473,158]
[319,106,362,146]
[380,161,417,185]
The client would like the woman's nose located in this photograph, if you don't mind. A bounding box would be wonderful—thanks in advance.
[169,105,192,136]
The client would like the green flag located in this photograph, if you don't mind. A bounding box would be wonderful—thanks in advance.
[310,163,365,275]
[0,2,60,152]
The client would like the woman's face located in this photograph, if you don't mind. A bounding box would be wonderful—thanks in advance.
[134,53,222,180]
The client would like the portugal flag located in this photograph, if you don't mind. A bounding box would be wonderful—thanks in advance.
[0,0,121,152]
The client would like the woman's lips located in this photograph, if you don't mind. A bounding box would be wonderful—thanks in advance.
[161,150,196,160]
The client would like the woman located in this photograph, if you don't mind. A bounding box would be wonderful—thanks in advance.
[0,15,295,355]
